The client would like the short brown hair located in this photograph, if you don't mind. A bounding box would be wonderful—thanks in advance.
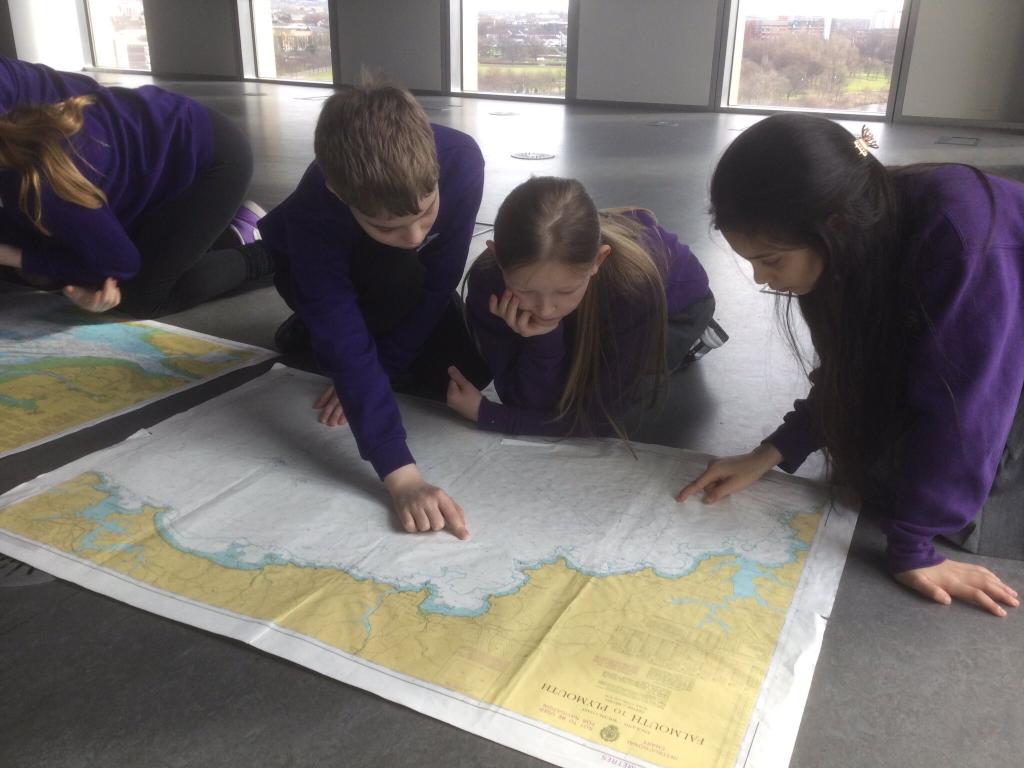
[314,78,438,217]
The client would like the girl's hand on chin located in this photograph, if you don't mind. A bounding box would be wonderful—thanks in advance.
[489,291,560,338]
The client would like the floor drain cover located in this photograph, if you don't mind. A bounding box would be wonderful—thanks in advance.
[646,120,681,127]
[0,555,54,587]
[511,151,555,160]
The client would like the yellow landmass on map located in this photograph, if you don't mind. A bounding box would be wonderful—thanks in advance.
[0,365,182,453]
[140,327,257,378]
[0,474,819,768]
[0,331,256,454]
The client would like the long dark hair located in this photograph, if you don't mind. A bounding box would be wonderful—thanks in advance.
[474,176,669,439]
[710,114,911,495]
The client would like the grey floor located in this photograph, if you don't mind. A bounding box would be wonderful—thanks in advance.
[2,76,1023,768]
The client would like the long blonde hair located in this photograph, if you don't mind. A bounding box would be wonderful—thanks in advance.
[481,176,669,439]
[0,95,107,235]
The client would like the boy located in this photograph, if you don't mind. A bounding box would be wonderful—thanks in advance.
[259,80,489,539]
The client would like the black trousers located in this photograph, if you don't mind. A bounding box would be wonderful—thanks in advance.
[274,243,491,402]
[119,108,254,318]
[946,387,1024,560]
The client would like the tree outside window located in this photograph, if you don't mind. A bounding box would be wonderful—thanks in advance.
[728,1,906,113]
[252,0,333,82]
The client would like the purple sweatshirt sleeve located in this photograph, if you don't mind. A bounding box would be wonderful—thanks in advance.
[880,210,1024,573]
[282,208,414,480]
[765,370,825,472]
[466,260,663,437]
[18,190,141,284]
[465,262,573,434]
[375,130,484,373]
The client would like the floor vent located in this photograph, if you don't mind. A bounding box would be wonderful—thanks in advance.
[511,152,556,160]
[936,136,980,146]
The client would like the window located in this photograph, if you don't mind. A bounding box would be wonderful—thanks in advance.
[726,1,906,113]
[251,0,333,82]
[460,0,569,97]
[87,0,150,71]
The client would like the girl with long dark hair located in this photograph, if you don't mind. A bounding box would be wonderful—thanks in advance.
[678,113,1023,617]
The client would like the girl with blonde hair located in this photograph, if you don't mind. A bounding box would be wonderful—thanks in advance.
[0,56,270,317]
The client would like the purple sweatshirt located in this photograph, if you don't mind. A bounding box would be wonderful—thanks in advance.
[467,209,710,436]
[258,125,484,480]
[0,57,213,285]
[766,166,1024,573]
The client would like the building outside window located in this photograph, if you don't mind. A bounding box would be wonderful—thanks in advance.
[461,0,569,97]
[727,0,906,113]
[251,0,332,82]
[87,0,150,71]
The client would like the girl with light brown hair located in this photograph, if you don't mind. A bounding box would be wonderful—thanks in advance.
[447,176,724,440]
[0,56,270,317]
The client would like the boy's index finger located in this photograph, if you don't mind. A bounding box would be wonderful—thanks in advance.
[439,495,470,540]
[676,482,701,502]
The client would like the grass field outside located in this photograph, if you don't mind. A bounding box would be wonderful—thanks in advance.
[476,62,567,96]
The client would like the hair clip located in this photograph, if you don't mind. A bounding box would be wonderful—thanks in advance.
[853,125,879,157]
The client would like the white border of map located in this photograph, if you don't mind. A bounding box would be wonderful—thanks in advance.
[0,366,856,768]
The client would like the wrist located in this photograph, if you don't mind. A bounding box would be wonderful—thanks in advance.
[753,442,783,470]
[0,244,23,269]
[383,463,422,494]
[469,395,486,423]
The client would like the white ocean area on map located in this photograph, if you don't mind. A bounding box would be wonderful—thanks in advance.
[6,365,832,617]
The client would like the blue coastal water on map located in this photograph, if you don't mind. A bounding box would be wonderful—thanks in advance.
[55,470,818,623]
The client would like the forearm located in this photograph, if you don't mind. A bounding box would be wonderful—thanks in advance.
[0,243,22,269]
[751,441,784,470]
[383,463,421,494]
[478,398,583,437]
[491,327,568,411]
